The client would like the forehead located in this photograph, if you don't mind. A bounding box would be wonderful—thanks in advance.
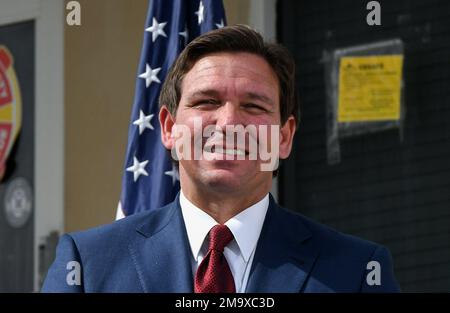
[181,52,279,96]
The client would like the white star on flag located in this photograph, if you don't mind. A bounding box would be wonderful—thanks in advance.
[133,110,154,135]
[138,64,161,88]
[145,17,167,42]
[179,26,189,44]
[195,1,205,25]
[126,157,149,182]
[116,201,125,220]
[215,19,224,29]
[165,165,179,186]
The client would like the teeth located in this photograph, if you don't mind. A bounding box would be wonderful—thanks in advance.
[214,147,245,156]
[233,149,245,156]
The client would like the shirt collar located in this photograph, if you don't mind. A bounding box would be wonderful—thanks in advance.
[180,190,218,262]
[180,190,269,263]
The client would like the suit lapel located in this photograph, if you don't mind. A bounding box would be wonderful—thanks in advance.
[246,195,320,293]
[127,193,320,293]
[128,195,194,292]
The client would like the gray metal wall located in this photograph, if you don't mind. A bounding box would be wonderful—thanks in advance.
[278,0,450,292]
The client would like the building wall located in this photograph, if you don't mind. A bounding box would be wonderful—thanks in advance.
[279,0,450,292]
[224,0,250,26]
[64,0,148,232]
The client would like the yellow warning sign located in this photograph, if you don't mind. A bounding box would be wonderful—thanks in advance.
[338,55,403,122]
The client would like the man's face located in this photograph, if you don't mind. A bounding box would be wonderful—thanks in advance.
[160,52,295,196]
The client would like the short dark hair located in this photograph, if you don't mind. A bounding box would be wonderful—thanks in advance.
[159,24,299,126]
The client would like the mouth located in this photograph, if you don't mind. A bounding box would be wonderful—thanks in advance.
[203,144,248,156]
[214,147,246,156]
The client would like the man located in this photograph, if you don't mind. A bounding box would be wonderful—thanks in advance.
[42,25,400,292]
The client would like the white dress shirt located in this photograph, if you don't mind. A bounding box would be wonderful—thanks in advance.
[179,190,269,293]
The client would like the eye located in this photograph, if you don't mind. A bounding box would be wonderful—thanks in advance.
[191,99,220,108]
[243,103,267,112]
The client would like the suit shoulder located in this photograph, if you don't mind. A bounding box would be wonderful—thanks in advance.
[279,205,381,255]
[68,203,174,254]
[277,206,400,292]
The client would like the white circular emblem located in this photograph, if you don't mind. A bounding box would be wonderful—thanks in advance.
[4,177,33,228]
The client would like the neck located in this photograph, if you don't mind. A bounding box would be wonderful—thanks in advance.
[181,183,270,224]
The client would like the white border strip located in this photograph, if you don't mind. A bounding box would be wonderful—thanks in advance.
[34,0,64,292]
[249,0,278,201]
[249,0,277,42]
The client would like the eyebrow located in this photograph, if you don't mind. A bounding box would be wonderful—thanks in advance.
[187,89,221,101]
[245,92,274,107]
[187,89,275,106]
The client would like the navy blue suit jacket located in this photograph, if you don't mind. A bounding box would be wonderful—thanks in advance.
[42,193,400,292]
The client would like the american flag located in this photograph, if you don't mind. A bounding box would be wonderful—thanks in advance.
[117,0,227,218]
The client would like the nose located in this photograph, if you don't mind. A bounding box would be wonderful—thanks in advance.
[215,101,243,129]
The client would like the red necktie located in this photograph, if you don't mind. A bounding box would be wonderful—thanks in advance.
[194,224,236,293]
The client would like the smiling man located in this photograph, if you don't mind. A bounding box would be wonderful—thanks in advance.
[42,25,400,293]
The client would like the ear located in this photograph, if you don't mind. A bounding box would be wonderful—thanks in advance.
[159,105,176,150]
[279,115,296,159]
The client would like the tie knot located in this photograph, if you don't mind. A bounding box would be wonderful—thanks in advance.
[208,224,233,252]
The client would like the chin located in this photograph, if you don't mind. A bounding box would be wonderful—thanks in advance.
[200,168,247,191]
